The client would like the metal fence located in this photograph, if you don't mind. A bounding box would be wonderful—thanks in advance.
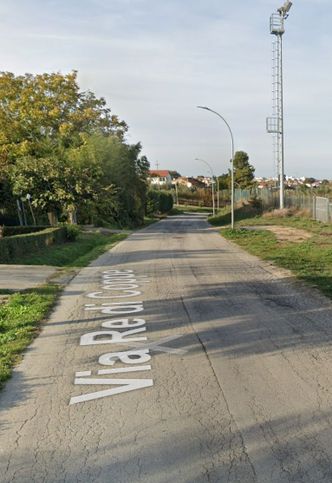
[233,188,332,224]
[176,188,332,224]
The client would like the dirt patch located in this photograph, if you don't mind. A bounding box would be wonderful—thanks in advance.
[81,226,131,235]
[0,294,9,304]
[242,225,313,243]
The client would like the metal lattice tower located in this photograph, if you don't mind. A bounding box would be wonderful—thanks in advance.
[271,34,282,184]
[266,2,292,208]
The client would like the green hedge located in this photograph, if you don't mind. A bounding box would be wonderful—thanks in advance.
[146,190,174,215]
[2,226,48,237]
[0,227,67,263]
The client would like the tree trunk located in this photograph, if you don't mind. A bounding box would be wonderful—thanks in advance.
[67,209,77,224]
[47,211,58,226]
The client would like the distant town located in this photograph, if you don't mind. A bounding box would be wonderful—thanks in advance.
[148,169,329,190]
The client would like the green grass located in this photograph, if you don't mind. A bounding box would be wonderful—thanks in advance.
[5,232,128,267]
[0,285,59,384]
[222,215,332,299]
[170,204,213,214]
[208,204,261,226]
[0,230,128,385]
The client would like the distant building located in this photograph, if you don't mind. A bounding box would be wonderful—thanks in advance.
[148,170,172,187]
[196,175,212,187]
[187,177,206,189]
[175,176,193,188]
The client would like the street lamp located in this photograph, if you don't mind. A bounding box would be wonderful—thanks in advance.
[195,158,216,216]
[197,106,235,228]
[266,1,293,209]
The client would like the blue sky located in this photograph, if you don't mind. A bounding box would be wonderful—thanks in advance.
[0,0,331,178]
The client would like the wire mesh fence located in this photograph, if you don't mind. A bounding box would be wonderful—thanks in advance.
[176,188,332,223]
[233,188,332,223]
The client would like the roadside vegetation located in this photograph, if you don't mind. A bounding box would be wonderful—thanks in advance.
[208,203,261,226]
[0,229,128,387]
[170,204,213,214]
[0,286,59,385]
[7,231,128,267]
[0,71,152,228]
[219,208,332,299]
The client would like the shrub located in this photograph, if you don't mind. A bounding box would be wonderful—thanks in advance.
[146,190,174,215]
[0,227,67,263]
[146,190,160,216]
[64,224,80,241]
[158,191,174,213]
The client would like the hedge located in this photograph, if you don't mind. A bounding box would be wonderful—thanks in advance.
[0,227,67,263]
[146,190,174,215]
[1,226,48,237]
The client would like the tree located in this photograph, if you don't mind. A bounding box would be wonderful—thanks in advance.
[10,146,112,224]
[0,71,128,172]
[63,134,150,226]
[233,151,255,189]
[0,71,152,227]
[304,177,316,185]
[217,173,230,190]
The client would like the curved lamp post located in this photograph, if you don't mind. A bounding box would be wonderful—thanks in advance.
[195,158,216,216]
[197,106,235,229]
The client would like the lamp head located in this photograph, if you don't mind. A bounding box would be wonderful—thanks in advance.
[278,0,292,18]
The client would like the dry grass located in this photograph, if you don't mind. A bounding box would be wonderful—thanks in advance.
[263,208,311,219]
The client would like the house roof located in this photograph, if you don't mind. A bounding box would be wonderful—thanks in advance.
[149,170,170,177]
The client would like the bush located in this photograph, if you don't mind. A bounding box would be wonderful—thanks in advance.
[146,190,160,216]
[0,227,67,263]
[158,191,174,213]
[64,224,80,241]
[146,190,174,215]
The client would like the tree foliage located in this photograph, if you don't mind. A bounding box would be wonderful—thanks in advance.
[0,71,149,227]
[0,71,127,169]
[217,151,255,191]
[233,151,255,188]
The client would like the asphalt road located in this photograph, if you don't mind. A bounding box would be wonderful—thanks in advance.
[2,214,332,482]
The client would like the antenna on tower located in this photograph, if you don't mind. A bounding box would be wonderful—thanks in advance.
[266,1,293,209]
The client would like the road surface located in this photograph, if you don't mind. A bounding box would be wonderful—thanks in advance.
[2,214,332,482]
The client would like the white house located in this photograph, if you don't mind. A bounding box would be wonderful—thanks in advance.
[148,170,172,187]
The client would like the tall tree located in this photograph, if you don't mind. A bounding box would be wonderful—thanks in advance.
[233,151,255,189]
[0,71,128,171]
[0,71,152,226]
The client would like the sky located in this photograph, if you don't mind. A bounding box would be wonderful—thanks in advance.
[0,0,331,178]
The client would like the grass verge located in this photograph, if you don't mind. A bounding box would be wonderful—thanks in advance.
[208,204,261,226]
[0,285,59,385]
[5,232,128,267]
[0,231,128,386]
[222,214,332,299]
[170,204,213,214]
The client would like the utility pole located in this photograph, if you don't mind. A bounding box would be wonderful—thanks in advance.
[266,1,293,209]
